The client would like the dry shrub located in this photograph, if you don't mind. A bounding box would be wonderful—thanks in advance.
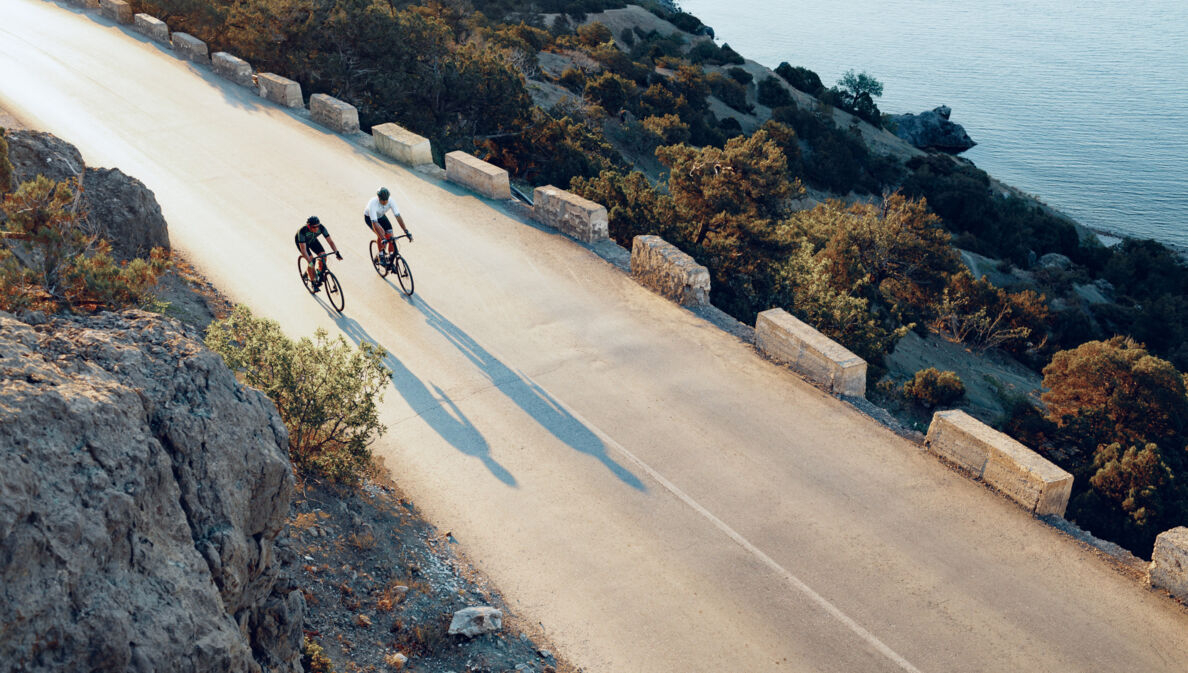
[902,368,965,409]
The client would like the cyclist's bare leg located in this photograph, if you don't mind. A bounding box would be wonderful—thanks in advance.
[371,221,387,252]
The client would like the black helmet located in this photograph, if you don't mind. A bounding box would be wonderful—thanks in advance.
[377,187,390,200]
[306,215,320,226]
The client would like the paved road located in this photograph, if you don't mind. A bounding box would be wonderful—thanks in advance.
[4,2,1188,671]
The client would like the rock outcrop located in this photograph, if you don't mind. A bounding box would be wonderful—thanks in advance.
[887,105,976,153]
[82,166,171,258]
[0,310,303,672]
[5,130,170,259]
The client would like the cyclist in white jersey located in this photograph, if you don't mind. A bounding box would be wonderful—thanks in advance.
[364,187,412,261]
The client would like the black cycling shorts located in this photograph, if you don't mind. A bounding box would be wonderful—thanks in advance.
[296,238,325,256]
[365,213,393,235]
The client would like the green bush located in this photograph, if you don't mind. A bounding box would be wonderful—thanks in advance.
[667,12,704,34]
[774,62,825,95]
[205,306,390,484]
[902,368,966,409]
[727,67,753,85]
[0,175,168,312]
[584,71,638,114]
[558,67,586,92]
[0,128,13,196]
[301,637,334,673]
[757,76,792,108]
[707,72,752,113]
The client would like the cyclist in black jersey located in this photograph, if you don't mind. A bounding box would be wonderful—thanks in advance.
[295,216,342,288]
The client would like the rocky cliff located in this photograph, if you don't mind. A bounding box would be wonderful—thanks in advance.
[5,130,170,259]
[0,309,303,672]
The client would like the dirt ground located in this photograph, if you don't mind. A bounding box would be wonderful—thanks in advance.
[290,468,574,673]
[881,328,1044,429]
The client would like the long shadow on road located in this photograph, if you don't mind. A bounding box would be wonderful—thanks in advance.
[413,301,646,492]
[330,309,517,487]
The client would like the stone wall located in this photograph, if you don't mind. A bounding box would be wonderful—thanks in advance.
[755,308,866,397]
[211,52,254,88]
[372,123,433,166]
[171,32,208,65]
[925,409,1073,516]
[630,235,710,307]
[133,13,169,44]
[532,186,608,243]
[1149,527,1188,601]
[310,93,360,134]
[257,73,303,109]
[445,151,511,200]
[99,0,131,24]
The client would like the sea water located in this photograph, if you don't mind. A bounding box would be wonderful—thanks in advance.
[677,0,1188,248]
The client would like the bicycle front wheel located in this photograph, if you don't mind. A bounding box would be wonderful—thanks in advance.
[324,270,345,312]
[394,255,414,296]
[297,256,317,294]
[369,240,389,278]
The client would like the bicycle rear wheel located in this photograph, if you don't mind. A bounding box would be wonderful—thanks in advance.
[393,255,414,296]
[324,270,345,312]
[297,256,317,294]
[369,240,389,278]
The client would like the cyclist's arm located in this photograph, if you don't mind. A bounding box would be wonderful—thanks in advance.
[395,214,411,237]
[298,241,312,261]
[324,234,342,257]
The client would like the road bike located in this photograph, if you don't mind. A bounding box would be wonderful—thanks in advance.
[369,233,414,296]
[297,250,345,312]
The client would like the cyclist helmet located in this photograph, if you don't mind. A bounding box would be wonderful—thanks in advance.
[377,187,390,201]
[306,215,320,227]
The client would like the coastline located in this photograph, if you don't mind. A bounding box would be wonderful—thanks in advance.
[669,0,1188,255]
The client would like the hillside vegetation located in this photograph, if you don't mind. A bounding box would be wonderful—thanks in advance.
[125,0,1188,557]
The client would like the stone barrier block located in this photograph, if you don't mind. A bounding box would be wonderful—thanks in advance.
[532,186,608,243]
[925,409,1073,516]
[630,235,710,307]
[755,308,866,397]
[257,73,303,109]
[133,14,170,44]
[372,123,433,166]
[100,0,131,23]
[171,32,209,65]
[445,151,511,200]
[211,52,254,87]
[1149,527,1188,600]
[309,94,360,134]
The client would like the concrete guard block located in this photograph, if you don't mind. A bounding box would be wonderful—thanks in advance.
[171,32,209,65]
[1149,527,1188,600]
[257,73,303,109]
[755,308,866,397]
[630,235,711,307]
[133,14,170,44]
[372,123,434,166]
[532,186,609,243]
[925,409,1073,516]
[309,94,360,134]
[211,52,254,87]
[99,0,132,24]
[445,151,511,200]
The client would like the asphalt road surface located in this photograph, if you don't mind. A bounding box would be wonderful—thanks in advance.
[3,2,1188,671]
